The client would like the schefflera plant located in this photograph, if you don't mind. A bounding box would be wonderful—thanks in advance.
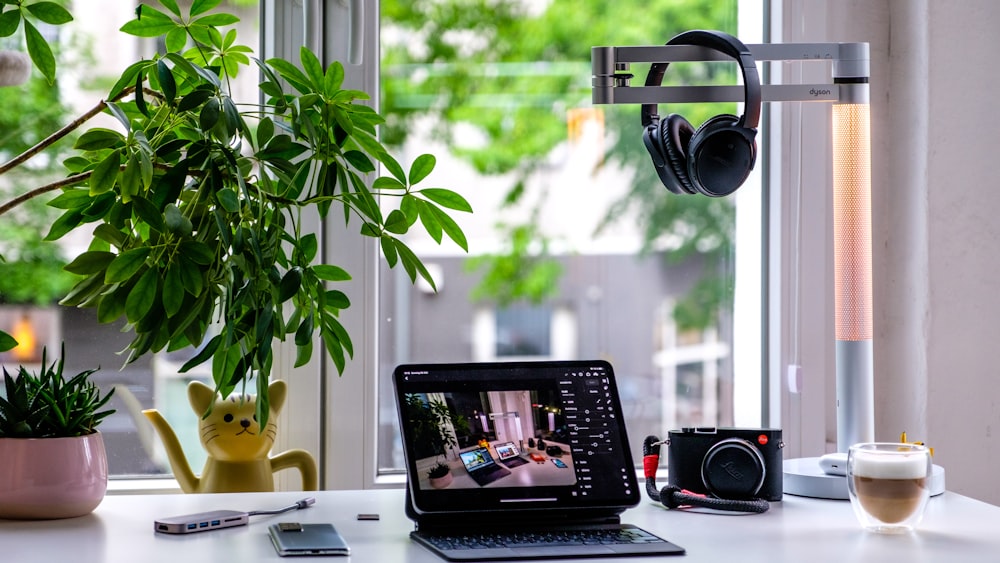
[43,0,470,424]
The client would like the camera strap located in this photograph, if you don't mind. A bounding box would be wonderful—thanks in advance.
[642,435,771,514]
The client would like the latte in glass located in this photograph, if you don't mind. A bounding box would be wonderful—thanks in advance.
[847,443,931,533]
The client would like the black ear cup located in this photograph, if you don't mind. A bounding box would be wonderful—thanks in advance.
[641,114,696,195]
[685,113,757,197]
[639,30,760,198]
[660,114,696,194]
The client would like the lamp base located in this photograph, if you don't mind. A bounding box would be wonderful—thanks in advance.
[782,457,946,500]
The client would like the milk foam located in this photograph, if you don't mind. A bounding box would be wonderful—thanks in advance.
[852,450,927,479]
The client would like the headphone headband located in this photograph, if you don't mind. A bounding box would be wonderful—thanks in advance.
[640,30,761,131]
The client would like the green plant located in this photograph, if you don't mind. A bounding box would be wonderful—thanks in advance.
[0,345,115,438]
[404,393,469,465]
[0,0,471,424]
[427,461,451,479]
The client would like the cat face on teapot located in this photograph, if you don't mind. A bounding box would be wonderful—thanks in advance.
[189,380,282,462]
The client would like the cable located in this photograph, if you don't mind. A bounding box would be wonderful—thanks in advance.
[642,436,770,514]
[248,497,316,517]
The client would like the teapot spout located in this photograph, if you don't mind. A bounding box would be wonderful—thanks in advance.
[142,409,199,493]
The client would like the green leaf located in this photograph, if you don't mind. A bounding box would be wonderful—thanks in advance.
[426,203,469,251]
[121,154,142,200]
[417,201,443,244]
[216,188,239,212]
[380,236,398,267]
[25,2,73,25]
[0,330,17,353]
[177,256,204,296]
[178,241,214,265]
[74,128,126,151]
[106,247,151,284]
[120,4,177,37]
[384,209,409,235]
[324,290,350,310]
[104,102,132,132]
[180,334,221,373]
[372,176,406,191]
[266,57,312,95]
[177,87,212,112]
[378,150,407,185]
[257,117,274,146]
[212,341,243,394]
[293,338,313,369]
[200,97,221,130]
[344,150,375,174]
[294,315,313,346]
[299,46,324,90]
[409,154,436,185]
[193,13,239,27]
[108,60,153,99]
[48,188,92,209]
[162,264,184,317]
[93,224,126,248]
[159,0,182,16]
[189,0,222,17]
[324,60,345,93]
[298,233,318,263]
[394,240,435,290]
[312,265,351,282]
[417,188,473,212]
[0,9,20,38]
[125,267,159,322]
[97,286,128,323]
[64,251,115,275]
[277,267,302,302]
[23,20,55,84]
[88,151,120,195]
[164,26,187,52]
[157,59,177,103]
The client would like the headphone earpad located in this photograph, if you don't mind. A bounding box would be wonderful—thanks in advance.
[686,114,757,197]
[660,114,696,195]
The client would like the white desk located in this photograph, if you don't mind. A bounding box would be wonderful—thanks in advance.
[2,488,999,562]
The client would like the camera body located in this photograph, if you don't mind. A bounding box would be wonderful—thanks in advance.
[667,427,783,502]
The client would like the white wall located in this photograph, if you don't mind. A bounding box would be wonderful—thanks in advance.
[824,0,1000,505]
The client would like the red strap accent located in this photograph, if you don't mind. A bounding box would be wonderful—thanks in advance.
[642,454,659,478]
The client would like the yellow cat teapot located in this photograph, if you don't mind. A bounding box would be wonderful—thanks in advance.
[143,379,317,493]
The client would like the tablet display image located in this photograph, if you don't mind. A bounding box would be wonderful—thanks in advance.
[401,387,578,492]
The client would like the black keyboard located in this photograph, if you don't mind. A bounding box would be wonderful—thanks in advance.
[412,525,685,560]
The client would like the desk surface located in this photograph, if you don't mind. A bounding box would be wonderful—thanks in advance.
[2,488,999,562]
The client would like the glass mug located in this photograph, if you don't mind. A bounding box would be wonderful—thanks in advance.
[847,443,932,533]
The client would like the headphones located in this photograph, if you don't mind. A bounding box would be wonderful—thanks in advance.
[641,30,761,197]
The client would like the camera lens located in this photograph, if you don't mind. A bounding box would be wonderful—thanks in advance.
[700,438,766,499]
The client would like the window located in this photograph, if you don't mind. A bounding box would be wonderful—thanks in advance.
[372,0,767,481]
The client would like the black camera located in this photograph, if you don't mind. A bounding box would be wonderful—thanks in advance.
[666,427,783,502]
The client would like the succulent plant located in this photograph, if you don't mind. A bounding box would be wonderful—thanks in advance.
[0,346,114,438]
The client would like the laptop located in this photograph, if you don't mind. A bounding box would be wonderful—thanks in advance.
[394,360,685,561]
[494,441,530,468]
[460,447,512,486]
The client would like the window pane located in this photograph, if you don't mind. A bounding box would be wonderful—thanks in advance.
[377,0,759,474]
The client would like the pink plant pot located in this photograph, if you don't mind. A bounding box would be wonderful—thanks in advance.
[0,432,108,519]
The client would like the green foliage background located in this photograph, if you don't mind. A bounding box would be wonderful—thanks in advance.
[381,0,740,330]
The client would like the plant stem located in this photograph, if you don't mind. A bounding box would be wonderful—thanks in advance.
[0,88,133,176]
[0,171,92,217]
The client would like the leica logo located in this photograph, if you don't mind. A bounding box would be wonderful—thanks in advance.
[721,461,744,481]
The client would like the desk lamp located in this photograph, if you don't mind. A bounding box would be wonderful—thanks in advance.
[591,36,944,499]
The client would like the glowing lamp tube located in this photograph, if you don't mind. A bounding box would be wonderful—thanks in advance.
[832,103,874,452]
